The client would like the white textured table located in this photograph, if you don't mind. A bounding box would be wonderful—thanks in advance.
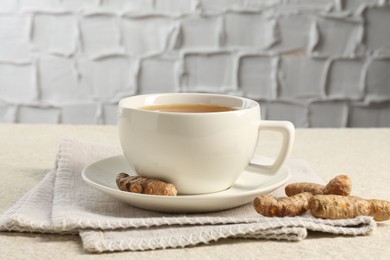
[1,125,390,259]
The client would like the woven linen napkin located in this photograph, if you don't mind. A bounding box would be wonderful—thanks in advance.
[0,139,376,253]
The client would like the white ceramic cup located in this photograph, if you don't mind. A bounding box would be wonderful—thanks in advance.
[118,93,295,195]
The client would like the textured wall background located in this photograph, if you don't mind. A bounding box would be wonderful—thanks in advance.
[0,0,389,127]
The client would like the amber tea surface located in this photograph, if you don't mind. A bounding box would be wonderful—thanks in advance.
[140,104,238,113]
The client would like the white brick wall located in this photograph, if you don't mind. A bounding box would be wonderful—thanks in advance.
[0,0,389,127]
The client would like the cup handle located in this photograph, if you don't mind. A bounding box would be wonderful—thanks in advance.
[246,120,295,174]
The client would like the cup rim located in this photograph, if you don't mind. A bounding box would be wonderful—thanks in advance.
[119,93,259,114]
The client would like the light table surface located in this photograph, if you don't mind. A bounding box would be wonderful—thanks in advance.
[0,124,389,259]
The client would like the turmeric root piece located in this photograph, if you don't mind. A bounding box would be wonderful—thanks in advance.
[322,175,352,196]
[369,199,390,221]
[285,183,325,196]
[116,173,177,196]
[253,192,313,217]
[309,195,390,221]
[285,175,352,196]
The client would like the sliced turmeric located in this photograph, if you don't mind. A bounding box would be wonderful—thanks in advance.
[285,175,352,196]
[309,195,390,221]
[253,192,313,217]
[116,173,177,196]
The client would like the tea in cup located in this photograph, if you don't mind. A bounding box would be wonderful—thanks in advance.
[118,93,295,195]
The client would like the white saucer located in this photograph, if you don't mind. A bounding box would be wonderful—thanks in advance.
[81,155,290,213]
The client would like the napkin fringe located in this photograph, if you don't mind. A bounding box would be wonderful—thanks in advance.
[80,224,307,253]
[79,215,376,253]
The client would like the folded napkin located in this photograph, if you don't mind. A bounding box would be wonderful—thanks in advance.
[0,139,376,252]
